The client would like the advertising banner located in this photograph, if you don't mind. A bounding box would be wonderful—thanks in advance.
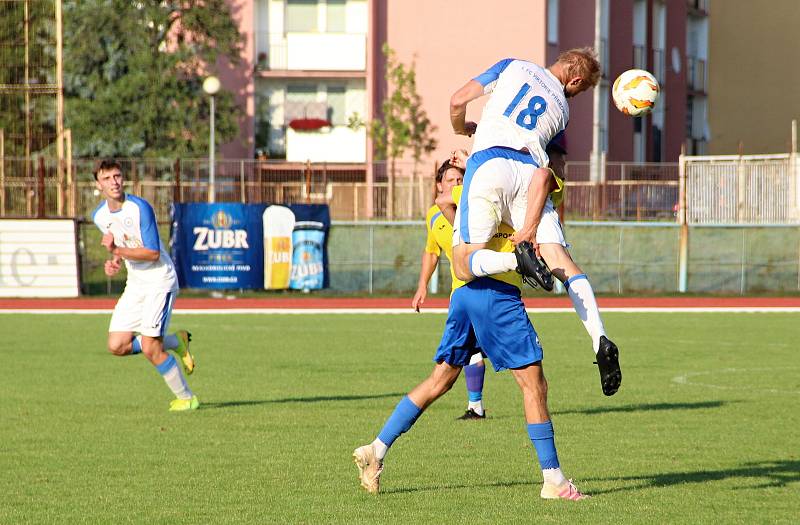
[288,204,330,290]
[263,205,295,290]
[171,204,264,289]
[0,219,80,297]
[171,203,329,290]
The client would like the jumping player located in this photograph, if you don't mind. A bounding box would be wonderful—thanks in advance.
[93,160,198,412]
[449,48,622,396]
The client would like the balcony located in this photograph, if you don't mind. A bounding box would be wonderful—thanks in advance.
[256,32,366,72]
[686,57,707,92]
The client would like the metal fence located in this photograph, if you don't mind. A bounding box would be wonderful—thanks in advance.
[685,154,799,224]
[0,156,682,222]
[4,154,798,225]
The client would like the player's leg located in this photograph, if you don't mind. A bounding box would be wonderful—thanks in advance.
[451,155,518,282]
[536,204,621,396]
[106,290,143,356]
[353,362,462,494]
[354,289,475,493]
[465,278,587,500]
[140,290,198,411]
[459,352,486,419]
[510,363,588,500]
[107,331,138,356]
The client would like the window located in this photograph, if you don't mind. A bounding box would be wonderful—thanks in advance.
[547,0,559,45]
[326,0,346,32]
[286,0,318,33]
[326,86,346,125]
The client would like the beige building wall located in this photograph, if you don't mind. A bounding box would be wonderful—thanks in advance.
[708,0,800,154]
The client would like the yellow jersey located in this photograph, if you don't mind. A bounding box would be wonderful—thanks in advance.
[424,186,522,293]
[425,204,466,291]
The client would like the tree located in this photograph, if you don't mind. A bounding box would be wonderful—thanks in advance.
[351,44,437,218]
[62,0,242,158]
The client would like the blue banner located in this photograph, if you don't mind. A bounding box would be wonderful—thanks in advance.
[170,203,329,290]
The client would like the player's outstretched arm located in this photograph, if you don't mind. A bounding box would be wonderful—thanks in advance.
[450,80,483,136]
[413,251,439,311]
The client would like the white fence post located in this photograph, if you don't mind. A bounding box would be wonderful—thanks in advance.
[678,149,689,292]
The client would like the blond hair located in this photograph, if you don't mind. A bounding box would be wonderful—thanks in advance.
[556,47,601,87]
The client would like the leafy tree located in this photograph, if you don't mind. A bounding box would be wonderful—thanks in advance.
[350,44,437,218]
[63,0,242,158]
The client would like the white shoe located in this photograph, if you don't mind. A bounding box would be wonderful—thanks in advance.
[540,479,590,500]
[353,444,383,494]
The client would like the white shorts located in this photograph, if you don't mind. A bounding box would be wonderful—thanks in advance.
[453,148,540,247]
[535,202,569,248]
[109,287,177,337]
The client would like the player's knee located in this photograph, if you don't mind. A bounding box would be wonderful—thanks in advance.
[453,254,472,281]
[107,341,127,356]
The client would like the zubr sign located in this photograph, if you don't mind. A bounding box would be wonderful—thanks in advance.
[171,203,329,290]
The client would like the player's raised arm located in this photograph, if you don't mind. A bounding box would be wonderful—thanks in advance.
[449,80,483,136]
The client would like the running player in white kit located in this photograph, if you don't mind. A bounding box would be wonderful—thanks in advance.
[449,48,622,397]
[93,160,199,411]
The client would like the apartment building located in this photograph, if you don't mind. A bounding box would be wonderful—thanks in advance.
[221,0,709,163]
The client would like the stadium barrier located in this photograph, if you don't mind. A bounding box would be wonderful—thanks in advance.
[77,220,800,296]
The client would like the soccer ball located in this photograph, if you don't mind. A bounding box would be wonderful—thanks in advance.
[612,69,660,116]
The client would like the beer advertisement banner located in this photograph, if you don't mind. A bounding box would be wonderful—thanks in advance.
[171,203,265,289]
[171,203,329,290]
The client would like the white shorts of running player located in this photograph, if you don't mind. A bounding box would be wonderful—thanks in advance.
[109,287,178,338]
[452,156,567,248]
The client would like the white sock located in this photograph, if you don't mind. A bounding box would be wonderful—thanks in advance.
[468,400,484,416]
[566,274,606,354]
[158,355,193,400]
[371,438,388,461]
[163,334,179,350]
[543,467,567,486]
[469,250,517,277]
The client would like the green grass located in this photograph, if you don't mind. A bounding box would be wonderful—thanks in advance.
[1,312,798,524]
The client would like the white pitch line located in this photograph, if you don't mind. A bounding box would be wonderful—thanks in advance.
[672,367,800,395]
[1,306,799,314]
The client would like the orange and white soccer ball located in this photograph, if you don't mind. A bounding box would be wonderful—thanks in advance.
[612,69,660,116]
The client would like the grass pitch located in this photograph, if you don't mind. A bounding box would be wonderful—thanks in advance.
[0,311,798,524]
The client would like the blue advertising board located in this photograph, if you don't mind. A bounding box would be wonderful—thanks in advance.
[171,203,329,290]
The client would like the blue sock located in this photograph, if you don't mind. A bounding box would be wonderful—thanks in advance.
[130,336,142,355]
[377,396,423,448]
[464,363,485,401]
[527,421,560,470]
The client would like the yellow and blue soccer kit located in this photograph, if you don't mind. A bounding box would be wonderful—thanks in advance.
[433,187,543,371]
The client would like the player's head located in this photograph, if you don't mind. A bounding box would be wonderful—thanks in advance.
[552,47,601,98]
[436,160,464,195]
[94,159,124,200]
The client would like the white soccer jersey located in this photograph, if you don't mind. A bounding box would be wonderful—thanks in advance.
[471,58,569,168]
[93,194,178,292]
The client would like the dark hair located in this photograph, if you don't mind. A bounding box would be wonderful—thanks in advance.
[436,160,465,183]
[93,159,122,180]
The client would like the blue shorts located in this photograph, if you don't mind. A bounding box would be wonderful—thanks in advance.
[433,278,543,371]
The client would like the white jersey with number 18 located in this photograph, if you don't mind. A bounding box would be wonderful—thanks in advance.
[470,58,569,170]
